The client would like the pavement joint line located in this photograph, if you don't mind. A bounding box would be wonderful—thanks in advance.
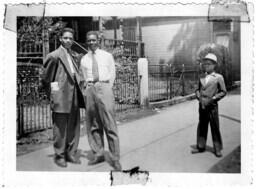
[86,124,195,171]
[219,114,241,123]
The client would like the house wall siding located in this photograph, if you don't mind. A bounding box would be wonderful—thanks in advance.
[141,18,212,67]
[103,29,122,40]
[102,17,240,80]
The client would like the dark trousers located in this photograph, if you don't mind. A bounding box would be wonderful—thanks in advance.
[197,104,223,152]
[85,83,120,161]
[52,85,80,158]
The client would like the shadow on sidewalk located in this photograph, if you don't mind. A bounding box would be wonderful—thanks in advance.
[77,149,118,170]
[207,145,241,173]
[78,149,94,161]
[46,149,95,162]
[190,144,215,154]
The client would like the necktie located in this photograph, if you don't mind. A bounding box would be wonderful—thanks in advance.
[67,50,79,84]
[68,50,78,73]
[92,52,99,82]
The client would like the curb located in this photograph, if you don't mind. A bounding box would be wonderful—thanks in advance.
[149,82,240,109]
[149,94,196,109]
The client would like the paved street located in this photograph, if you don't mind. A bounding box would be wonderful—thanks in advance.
[17,88,240,172]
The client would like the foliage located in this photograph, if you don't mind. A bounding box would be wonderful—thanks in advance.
[17,46,140,105]
[17,65,48,103]
[196,43,233,87]
[17,17,66,42]
[17,17,140,105]
[103,46,140,104]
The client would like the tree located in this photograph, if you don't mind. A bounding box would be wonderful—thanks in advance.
[17,17,66,41]
[196,43,233,88]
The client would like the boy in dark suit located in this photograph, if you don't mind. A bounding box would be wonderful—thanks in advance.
[191,53,227,157]
[41,28,85,167]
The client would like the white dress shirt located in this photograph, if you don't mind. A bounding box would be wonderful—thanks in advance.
[205,72,216,85]
[61,45,75,74]
[80,48,116,86]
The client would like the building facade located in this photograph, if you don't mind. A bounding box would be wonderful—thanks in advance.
[100,17,240,81]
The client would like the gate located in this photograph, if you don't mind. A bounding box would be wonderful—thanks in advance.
[148,64,199,102]
[17,63,51,136]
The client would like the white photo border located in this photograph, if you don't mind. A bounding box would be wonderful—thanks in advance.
[1,0,255,188]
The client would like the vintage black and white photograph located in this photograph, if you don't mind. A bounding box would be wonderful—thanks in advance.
[1,0,255,188]
[16,15,241,172]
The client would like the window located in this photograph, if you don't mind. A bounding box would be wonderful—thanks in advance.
[213,22,231,32]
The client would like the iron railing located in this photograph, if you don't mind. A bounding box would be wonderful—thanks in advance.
[148,64,200,102]
[17,39,44,64]
[16,37,143,138]
[17,63,140,138]
[102,38,144,58]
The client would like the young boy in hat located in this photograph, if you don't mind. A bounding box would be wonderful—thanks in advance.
[191,53,227,157]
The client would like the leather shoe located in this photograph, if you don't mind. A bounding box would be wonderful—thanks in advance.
[54,156,67,168]
[215,151,223,158]
[88,156,105,165]
[66,155,81,164]
[111,160,122,171]
[191,148,205,154]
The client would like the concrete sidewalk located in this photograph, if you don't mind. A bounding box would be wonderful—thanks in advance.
[17,89,241,172]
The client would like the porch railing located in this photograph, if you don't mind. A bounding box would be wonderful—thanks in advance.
[17,39,44,63]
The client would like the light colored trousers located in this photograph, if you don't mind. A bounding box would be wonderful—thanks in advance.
[84,82,120,161]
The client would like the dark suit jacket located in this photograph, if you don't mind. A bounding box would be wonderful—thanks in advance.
[196,72,227,108]
[41,46,85,113]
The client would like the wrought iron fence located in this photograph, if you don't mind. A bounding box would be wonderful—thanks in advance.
[114,64,140,112]
[16,37,142,138]
[17,64,50,136]
[17,39,44,64]
[48,37,145,58]
[102,38,144,58]
[148,64,200,102]
[17,62,140,138]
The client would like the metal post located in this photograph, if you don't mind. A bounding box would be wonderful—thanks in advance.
[166,65,169,100]
[182,64,185,96]
[136,17,142,58]
[170,67,173,99]
[17,83,21,138]
[112,17,117,47]
[42,25,49,59]
[119,18,124,41]
[113,17,117,39]
[98,17,104,49]
[17,81,24,138]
